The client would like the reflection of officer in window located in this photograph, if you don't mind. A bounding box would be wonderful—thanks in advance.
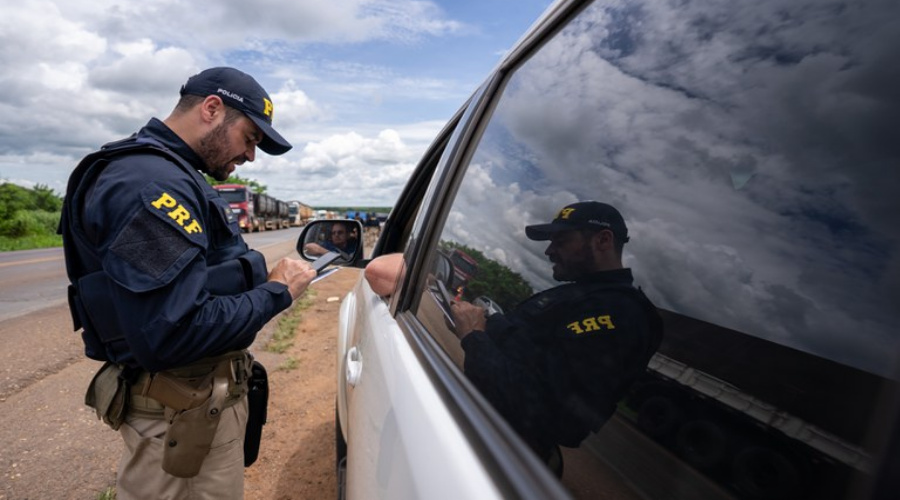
[304,221,359,257]
[451,201,663,470]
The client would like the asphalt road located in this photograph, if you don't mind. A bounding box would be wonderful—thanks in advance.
[0,228,303,500]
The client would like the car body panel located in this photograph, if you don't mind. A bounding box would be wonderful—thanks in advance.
[340,276,503,500]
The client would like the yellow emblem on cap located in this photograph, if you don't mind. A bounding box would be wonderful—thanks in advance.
[263,97,273,118]
[558,208,576,219]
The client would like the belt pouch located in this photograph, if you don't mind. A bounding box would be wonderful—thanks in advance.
[84,362,128,430]
[244,360,269,467]
[161,375,229,478]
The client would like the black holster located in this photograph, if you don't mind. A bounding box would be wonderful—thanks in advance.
[244,360,269,467]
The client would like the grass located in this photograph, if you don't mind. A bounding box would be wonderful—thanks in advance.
[97,486,116,500]
[0,234,62,251]
[266,289,317,356]
[278,356,300,371]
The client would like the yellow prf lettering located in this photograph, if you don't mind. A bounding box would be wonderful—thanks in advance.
[150,192,203,234]
[597,315,616,329]
[567,314,617,335]
[582,317,601,332]
[263,98,273,117]
[151,192,177,209]
[567,321,584,334]
[168,205,191,225]
[558,208,576,219]
[184,220,203,234]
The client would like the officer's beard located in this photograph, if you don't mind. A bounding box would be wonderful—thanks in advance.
[552,240,596,282]
[197,121,237,181]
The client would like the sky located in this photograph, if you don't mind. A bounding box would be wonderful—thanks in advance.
[0,0,554,207]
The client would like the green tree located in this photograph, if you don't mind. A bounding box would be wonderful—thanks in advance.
[0,183,33,219]
[0,182,64,249]
[205,174,267,193]
[32,184,63,212]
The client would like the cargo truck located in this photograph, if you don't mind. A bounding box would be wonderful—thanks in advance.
[213,184,293,232]
[212,184,258,232]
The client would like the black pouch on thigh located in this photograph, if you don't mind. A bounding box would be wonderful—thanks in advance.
[84,362,128,431]
[244,360,269,467]
[161,376,229,478]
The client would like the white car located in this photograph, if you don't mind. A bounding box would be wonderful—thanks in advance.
[299,0,900,498]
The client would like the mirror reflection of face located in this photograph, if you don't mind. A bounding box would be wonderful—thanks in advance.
[545,230,595,282]
[331,225,348,246]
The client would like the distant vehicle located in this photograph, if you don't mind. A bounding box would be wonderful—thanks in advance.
[212,184,292,232]
[212,184,258,232]
[288,201,314,226]
[298,0,900,498]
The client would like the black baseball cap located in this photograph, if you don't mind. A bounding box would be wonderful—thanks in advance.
[526,201,630,242]
[180,67,292,156]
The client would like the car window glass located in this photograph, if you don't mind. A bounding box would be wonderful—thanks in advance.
[413,0,900,499]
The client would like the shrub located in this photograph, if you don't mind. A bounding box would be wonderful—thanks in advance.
[0,210,60,238]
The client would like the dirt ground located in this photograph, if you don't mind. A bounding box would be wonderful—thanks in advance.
[243,265,361,500]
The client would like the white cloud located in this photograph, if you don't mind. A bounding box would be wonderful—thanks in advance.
[0,0,477,205]
[238,124,440,206]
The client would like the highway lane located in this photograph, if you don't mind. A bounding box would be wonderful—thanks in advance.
[0,247,68,322]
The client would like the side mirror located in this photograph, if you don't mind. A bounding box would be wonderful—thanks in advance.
[297,219,365,266]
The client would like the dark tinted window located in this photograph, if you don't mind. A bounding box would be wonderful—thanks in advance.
[413,0,900,498]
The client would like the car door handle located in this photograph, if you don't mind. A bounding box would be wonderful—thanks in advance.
[346,346,362,387]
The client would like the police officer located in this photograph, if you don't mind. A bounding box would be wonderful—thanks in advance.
[60,67,316,499]
[451,201,664,472]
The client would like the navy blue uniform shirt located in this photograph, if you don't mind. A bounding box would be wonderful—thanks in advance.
[460,268,663,454]
[72,118,292,372]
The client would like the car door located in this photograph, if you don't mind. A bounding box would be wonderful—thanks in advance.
[356,0,900,498]
[343,0,900,498]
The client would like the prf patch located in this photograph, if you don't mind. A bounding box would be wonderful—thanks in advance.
[150,192,203,234]
[566,314,616,335]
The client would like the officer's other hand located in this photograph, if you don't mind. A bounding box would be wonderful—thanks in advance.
[450,301,487,340]
[268,258,316,300]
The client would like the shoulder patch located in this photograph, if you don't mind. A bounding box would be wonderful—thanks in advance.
[100,182,208,293]
[140,183,207,247]
[109,210,198,286]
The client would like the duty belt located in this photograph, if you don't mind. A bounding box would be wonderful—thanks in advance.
[129,351,252,419]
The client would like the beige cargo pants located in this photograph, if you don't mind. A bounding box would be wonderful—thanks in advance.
[115,398,248,500]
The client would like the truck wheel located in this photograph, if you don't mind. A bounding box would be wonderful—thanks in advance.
[731,446,800,500]
[675,419,728,469]
[636,396,681,438]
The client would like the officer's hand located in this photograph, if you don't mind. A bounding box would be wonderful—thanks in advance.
[268,258,316,300]
[450,301,487,340]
